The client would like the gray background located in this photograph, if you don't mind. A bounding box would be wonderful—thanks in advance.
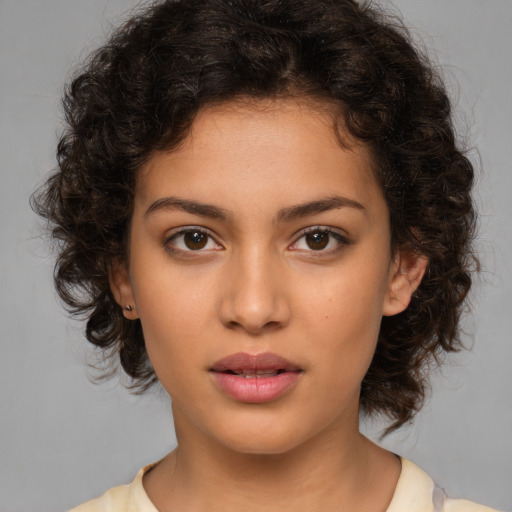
[0,1,511,511]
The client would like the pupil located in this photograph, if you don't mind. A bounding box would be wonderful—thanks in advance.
[306,231,329,250]
[184,231,207,250]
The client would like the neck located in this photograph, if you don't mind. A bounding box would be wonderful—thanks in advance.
[143,408,400,512]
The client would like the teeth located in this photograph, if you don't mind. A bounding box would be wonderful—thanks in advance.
[234,370,280,378]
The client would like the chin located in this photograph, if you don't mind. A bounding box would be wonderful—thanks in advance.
[220,434,303,456]
[210,416,315,456]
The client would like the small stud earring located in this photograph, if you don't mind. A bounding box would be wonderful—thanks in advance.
[124,305,133,311]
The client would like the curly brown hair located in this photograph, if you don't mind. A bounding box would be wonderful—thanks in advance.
[33,0,478,432]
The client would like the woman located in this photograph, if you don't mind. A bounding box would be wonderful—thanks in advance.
[33,0,500,510]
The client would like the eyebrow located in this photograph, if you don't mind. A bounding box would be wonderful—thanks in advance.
[144,195,365,222]
[275,195,365,223]
[144,197,229,220]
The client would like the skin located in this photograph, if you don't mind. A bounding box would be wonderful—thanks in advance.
[111,98,427,512]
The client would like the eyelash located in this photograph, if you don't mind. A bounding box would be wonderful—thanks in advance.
[164,227,222,255]
[163,226,350,256]
[289,226,350,256]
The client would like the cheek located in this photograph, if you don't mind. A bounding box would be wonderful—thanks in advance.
[298,259,390,372]
[130,265,215,385]
[300,260,389,335]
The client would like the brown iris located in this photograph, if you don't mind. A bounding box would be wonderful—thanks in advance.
[305,231,329,250]
[184,230,208,250]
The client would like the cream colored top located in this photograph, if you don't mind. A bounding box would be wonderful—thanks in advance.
[69,458,500,512]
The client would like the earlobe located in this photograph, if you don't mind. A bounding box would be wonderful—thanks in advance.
[382,250,428,317]
[109,259,138,319]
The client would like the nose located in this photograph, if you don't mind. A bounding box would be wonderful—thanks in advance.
[218,247,290,335]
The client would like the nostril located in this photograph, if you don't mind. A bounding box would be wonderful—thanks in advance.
[227,320,240,330]
[225,319,283,334]
[263,320,282,330]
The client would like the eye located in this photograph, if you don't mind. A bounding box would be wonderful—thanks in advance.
[290,227,349,253]
[165,228,222,253]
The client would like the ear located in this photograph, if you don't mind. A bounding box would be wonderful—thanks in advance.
[382,249,428,317]
[109,258,138,320]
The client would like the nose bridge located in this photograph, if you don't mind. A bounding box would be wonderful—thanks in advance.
[219,242,289,333]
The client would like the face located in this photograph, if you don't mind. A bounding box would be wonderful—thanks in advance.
[112,99,424,455]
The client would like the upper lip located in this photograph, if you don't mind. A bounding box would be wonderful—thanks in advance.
[210,352,301,373]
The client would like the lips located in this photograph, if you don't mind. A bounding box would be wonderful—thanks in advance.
[210,352,302,403]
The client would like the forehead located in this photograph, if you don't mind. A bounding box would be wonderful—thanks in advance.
[136,98,383,218]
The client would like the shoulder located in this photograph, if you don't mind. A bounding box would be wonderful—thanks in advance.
[68,464,158,512]
[443,498,501,512]
[387,458,502,512]
[69,482,132,512]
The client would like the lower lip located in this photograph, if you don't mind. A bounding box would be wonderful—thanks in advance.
[210,371,302,403]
